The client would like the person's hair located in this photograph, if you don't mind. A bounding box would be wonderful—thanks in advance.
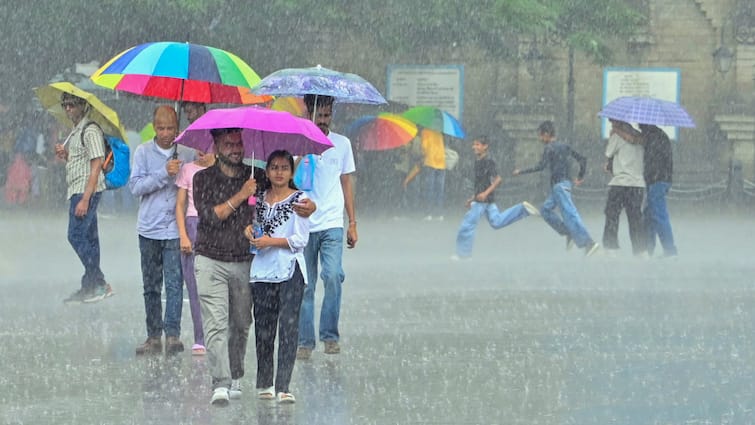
[538,120,555,136]
[474,135,491,145]
[303,94,334,112]
[182,101,206,110]
[210,127,242,139]
[264,150,297,190]
[60,92,86,105]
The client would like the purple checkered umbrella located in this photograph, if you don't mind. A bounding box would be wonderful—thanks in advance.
[598,96,695,128]
[250,64,387,105]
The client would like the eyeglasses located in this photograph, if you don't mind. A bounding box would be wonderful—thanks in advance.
[60,102,80,109]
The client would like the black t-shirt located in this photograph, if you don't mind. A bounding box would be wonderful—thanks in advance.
[642,126,673,184]
[193,164,265,262]
[474,156,498,203]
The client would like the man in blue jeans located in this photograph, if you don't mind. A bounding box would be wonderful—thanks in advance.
[129,106,194,355]
[638,124,677,257]
[54,92,114,304]
[513,121,599,256]
[296,94,358,360]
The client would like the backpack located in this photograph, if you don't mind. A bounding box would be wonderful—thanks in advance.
[81,122,130,190]
[293,154,316,191]
[444,148,459,170]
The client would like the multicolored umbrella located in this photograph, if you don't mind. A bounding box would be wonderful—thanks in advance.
[346,113,418,151]
[271,96,306,117]
[91,41,272,105]
[402,106,465,138]
[598,96,695,128]
[251,65,386,105]
[34,82,127,141]
[174,106,333,160]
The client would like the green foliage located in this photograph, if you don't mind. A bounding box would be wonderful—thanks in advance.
[545,0,646,63]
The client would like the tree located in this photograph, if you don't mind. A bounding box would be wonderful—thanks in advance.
[540,0,646,137]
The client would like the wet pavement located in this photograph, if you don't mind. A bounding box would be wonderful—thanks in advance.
[1,208,754,424]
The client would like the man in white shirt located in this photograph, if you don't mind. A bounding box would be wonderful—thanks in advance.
[296,94,357,360]
[602,119,646,255]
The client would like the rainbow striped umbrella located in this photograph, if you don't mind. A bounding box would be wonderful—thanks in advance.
[91,42,271,105]
[346,113,418,151]
[402,106,465,139]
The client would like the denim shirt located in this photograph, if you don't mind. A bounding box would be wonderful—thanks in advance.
[129,141,194,240]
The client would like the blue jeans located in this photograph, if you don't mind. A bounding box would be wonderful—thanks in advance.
[67,192,105,290]
[298,228,345,349]
[456,202,531,257]
[644,181,677,256]
[138,236,183,338]
[422,167,446,214]
[541,180,593,248]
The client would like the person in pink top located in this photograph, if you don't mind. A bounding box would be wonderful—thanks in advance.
[176,149,216,355]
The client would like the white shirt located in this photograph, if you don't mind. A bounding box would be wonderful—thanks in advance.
[250,191,310,284]
[605,134,645,188]
[305,131,356,232]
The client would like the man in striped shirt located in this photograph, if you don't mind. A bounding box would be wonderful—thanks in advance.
[54,92,114,304]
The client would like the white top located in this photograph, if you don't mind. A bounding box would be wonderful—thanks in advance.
[605,133,645,188]
[250,190,310,284]
[305,131,356,232]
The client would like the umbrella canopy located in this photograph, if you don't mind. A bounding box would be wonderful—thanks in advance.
[251,64,387,105]
[346,113,418,151]
[91,41,272,105]
[271,96,306,117]
[174,106,333,160]
[34,82,127,140]
[401,106,465,138]
[598,96,696,128]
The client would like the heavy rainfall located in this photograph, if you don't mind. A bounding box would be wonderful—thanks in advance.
[1,1,755,424]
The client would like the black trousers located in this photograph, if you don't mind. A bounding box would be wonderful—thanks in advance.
[602,186,645,254]
[252,265,305,393]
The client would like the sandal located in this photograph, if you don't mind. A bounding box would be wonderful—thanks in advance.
[257,386,275,400]
[192,344,206,356]
[277,392,295,404]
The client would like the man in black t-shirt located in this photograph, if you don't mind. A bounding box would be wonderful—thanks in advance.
[453,136,539,259]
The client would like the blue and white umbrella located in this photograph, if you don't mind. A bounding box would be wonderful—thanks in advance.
[250,64,386,105]
[598,96,695,128]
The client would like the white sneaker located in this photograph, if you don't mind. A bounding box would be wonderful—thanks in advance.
[436,215,444,222]
[585,242,600,257]
[229,379,242,399]
[210,387,229,407]
[277,392,296,404]
[522,201,540,216]
[422,215,433,221]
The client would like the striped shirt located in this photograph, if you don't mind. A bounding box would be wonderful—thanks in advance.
[65,118,106,199]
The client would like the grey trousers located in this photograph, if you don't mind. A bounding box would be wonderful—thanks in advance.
[195,255,253,389]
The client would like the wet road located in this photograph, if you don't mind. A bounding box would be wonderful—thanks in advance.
[1,207,753,424]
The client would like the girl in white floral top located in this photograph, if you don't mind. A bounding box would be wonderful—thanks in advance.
[245,150,309,404]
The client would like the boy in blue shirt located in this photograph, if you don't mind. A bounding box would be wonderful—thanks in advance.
[453,136,539,259]
[513,121,599,256]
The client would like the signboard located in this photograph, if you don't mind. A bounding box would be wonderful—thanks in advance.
[602,67,681,140]
[386,65,464,120]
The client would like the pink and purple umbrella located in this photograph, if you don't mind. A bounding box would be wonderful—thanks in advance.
[174,106,333,161]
